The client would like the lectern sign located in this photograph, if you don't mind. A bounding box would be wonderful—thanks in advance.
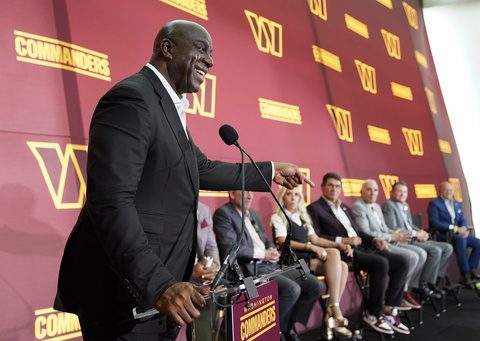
[231,281,280,341]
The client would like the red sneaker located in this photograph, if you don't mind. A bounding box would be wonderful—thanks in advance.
[403,291,421,309]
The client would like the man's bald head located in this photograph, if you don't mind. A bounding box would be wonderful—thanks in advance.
[439,181,454,200]
[152,20,210,55]
[149,20,213,95]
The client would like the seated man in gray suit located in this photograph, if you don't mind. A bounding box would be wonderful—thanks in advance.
[383,181,453,292]
[351,180,432,310]
[213,191,322,341]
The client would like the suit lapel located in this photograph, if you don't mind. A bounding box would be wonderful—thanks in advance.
[229,204,251,244]
[140,67,198,196]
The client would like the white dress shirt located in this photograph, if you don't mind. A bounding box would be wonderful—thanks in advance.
[235,208,266,260]
[145,63,189,139]
[443,199,456,225]
[324,197,357,243]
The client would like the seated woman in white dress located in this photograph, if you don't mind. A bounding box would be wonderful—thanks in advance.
[271,187,353,339]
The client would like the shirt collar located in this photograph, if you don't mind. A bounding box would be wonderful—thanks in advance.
[284,209,300,220]
[145,63,189,134]
[323,196,342,209]
[145,63,182,103]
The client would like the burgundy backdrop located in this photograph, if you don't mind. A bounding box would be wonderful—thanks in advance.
[0,0,469,340]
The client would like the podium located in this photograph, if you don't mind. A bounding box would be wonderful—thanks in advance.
[133,260,310,341]
[191,280,279,341]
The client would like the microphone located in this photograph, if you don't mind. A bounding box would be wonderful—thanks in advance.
[217,125,309,276]
[219,124,239,146]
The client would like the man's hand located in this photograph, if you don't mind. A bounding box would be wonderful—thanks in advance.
[155,282,206,326]
[458,226,469,237]
[342,236,362,246]
[374,238,389,251]
[391,229,412,243]
[273,162,315,189]
[416,230,429,242]
[264,248,280,263]
[191,257,218,284]
[337,243,353,257]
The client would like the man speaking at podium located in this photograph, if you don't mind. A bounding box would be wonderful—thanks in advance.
[54,20,312,340]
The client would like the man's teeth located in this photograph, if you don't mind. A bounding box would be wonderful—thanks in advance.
[196,69,205,77]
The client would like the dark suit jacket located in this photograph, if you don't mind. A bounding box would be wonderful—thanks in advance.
[307,197,374,247]
[213,203,275,276]
[54,67,272,334]
[428,197,467,231]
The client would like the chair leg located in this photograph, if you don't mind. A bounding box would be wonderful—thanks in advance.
[417,305,424,325]
[400,310,414,330]
[445,274,462,307]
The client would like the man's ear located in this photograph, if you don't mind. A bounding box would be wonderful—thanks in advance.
[157,38,174,60]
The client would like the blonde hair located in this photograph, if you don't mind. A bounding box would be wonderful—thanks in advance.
[274,186,313,229]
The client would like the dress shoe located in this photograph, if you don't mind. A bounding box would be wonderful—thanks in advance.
[413,282,434,298]
[470,269,480,279]
[460,272,474,288]
[428,283,445,298]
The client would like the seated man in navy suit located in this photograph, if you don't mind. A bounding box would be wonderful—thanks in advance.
[428,181,480,287]
[307,173,409,335]
[213,191,322,341]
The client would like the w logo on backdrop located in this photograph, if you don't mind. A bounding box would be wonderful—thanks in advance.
[403,2,419,30]
[186,73,216,118]
[378,174,399,199]
[402,128,424,156]
[326,104,353,142]
[308,0,328,20]
[27,142,87,209]
[354,60,377,94]
[381,29,401,60]
[244,10,283,57]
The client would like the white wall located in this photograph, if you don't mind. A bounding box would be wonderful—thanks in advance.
[424,1,480,230]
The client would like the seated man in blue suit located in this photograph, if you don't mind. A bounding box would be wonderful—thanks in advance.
[428,181,480,287]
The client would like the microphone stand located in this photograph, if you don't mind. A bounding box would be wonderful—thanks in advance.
[232,142,309,278]
[210,142,258,305]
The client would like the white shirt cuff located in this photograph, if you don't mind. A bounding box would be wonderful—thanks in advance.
[271,162,275,181]
[449,224,455,230]
[254,248,265,261]
[411,230,417,237]
[335,236,343,243]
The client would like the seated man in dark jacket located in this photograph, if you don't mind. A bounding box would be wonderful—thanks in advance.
[307,173,409,335]
[213,190,322,341]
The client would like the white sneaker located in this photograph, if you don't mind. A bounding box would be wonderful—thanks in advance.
[363,312,394,334]
[383,308,410,335]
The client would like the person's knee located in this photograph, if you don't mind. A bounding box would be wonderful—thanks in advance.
[417,248,427,263]
[472,237,480,249]
[371,257,389,277]
[281,281,301,301]
[406,251,419,268]
[429,246,442,260]
[327,248,340,259]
